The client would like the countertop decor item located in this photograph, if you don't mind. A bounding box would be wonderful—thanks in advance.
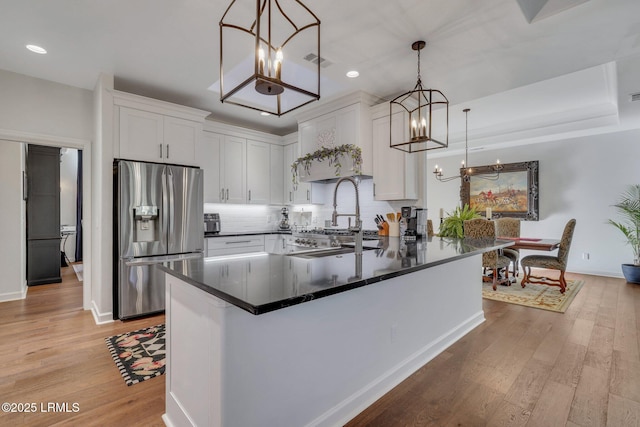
[438,204,481,239]
[219,0,320,116]
[291,144,362,186]
[608,184,640,283]
[389,40,448,153]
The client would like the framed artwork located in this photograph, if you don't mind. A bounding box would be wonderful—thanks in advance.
[460,161,539,220]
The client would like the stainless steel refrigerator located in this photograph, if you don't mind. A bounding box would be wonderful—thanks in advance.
[114,160,204,319]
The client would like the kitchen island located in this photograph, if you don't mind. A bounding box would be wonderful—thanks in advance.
[160,237,512,427]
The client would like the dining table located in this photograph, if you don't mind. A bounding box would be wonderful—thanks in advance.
[498,237,560,251]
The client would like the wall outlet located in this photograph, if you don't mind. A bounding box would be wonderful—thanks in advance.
[582,252,590,260]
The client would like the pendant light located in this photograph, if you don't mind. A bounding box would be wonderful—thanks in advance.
[389,41,449,153]
[219,0,321,116]
[433,108,503,182]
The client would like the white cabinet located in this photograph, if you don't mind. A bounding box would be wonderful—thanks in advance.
[246,140,271,205]
[220,136,246,204]
[270,145,284,205]
[284,143,323,204]
[202,132,222,203]
[206,235,265,257]
[371,109,419,201]
[264,234,286,254]
[116,99,206,166]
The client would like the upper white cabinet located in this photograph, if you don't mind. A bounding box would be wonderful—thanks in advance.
[113,91,208,166]
[270,144,284,205]
[201,132,222,203]
[201,123,286,205]
[246,140,271,205]
[220,135,246,204]
[284,142,323,205]
[370,104,418,201]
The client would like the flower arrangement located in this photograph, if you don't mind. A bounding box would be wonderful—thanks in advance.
[291,144,362,186]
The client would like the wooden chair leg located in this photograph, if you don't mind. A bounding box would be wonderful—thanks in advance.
[559,271,566,293]
[522,266,530,287]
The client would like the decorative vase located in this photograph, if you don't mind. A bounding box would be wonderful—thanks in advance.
[621,263,640,284]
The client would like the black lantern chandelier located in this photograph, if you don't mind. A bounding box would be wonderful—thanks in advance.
[433,108,503,182]
[219,0,321,116]
[389,41,449,153]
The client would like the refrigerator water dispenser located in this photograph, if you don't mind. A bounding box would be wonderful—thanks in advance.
[134,205,158,242]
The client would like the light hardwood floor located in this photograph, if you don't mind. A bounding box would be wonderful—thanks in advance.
[0,265,165,426]
[1,268,638,426]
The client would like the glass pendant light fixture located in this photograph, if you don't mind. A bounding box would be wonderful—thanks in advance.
[389,41,449,153]
[219,0,321,116]
[434,108,503,182]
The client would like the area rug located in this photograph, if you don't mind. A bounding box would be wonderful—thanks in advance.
[72,263,83,281]
[105,324,166,386]
[482,277,584,313]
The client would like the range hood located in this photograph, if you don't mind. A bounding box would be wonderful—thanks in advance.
[297,153,372,183]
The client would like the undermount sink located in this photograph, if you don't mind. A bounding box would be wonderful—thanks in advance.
[289,246,375,259]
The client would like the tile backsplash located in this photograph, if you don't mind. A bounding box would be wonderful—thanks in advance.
[204,179,420,232]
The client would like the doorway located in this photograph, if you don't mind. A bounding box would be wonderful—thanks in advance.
[25,144,83,286]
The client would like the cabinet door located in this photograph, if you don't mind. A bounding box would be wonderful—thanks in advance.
[335,105,358,147]
[164,116,201,166]
[270,145,284,205]
[372,113,418,200]
[246,140,271,205]
[119,107,164,162]
[201,132,222,203]
[283,143,296,204]
[220,136,246,204]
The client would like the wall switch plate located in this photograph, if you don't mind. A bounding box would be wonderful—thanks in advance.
[582,252,590,260]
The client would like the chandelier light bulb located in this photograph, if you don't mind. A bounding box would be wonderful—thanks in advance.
[258,47,266,75]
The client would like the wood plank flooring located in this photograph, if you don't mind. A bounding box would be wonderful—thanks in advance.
[0,265,165,426]
[0,267,638,426]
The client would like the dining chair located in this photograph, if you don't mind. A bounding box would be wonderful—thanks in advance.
[463,218,511,290]
[495,217,521,277]
[520,218,577,293]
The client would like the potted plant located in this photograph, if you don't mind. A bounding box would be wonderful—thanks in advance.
[438,204,481,238]
[608,184,640,284]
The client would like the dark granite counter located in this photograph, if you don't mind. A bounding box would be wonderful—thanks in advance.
[160,236,513,315]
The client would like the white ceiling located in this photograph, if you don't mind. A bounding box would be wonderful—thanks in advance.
[1,0,639,136]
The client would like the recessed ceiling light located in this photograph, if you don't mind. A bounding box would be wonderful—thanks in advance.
[26,44,47,54]
[260,112,271,116]
[346,70,359,78]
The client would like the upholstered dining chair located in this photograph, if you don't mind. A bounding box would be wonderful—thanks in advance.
[495,217,521,277]
[521,218,577,293]
[464,218,511,290]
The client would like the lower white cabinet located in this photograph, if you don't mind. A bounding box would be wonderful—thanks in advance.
[264,235,286,254]
[206,235,265,257]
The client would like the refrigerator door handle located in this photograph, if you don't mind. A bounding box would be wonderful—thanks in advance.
[166,167,175,245]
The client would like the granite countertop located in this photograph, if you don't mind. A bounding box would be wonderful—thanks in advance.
[160,237,514,315]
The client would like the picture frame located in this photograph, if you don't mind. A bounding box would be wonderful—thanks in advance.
[460,160,539,220]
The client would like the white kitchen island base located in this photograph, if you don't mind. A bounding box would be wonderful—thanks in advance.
[163,254,484,427]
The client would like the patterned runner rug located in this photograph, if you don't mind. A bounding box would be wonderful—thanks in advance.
[482,277,584,313]
[105,324,166,386]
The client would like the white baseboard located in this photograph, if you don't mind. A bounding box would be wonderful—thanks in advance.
[91,300,114,325]
[0,286,27,303]
[309,311,486,427]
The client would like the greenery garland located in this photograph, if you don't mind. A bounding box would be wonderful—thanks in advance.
[291,144,362,186]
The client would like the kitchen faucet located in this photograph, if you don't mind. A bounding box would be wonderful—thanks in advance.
[331,177,363,255]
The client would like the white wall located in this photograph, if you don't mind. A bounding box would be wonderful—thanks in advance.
[0,70,93,307]
[426,128,640,277]
[0,69,93,140]
[0,140,26,301]
[60,149,78,262]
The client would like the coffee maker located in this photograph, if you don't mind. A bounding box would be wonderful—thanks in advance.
[401,206,427,238]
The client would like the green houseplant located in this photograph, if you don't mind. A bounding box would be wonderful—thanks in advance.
[608,184,640,284]
[291,144,362,186]
[438,204,481,238]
